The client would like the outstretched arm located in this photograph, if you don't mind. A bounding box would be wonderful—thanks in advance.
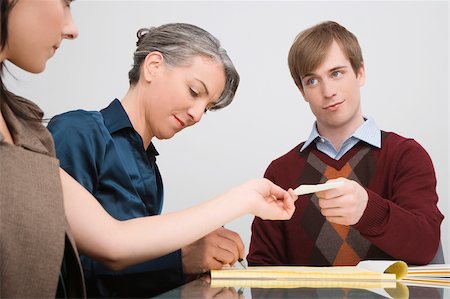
[61,168,297,271]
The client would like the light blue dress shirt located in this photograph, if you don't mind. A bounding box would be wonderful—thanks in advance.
[300,117,381,160]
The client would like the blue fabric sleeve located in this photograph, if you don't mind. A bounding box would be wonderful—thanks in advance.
[48,110,104,193]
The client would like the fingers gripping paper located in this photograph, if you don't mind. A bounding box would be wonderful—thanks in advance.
[293,181,344,195]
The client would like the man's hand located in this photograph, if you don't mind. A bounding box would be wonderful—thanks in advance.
[316,178,368,225]
[181,227,244,274]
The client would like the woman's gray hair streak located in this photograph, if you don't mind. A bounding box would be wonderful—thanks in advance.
[128,23,239,111]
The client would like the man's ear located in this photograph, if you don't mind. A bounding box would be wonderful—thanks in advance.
[356,63,366,87]
[298,84,308,102]
[142,51,164,82]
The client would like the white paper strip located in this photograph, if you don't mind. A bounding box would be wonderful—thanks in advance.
[294,181,343,195]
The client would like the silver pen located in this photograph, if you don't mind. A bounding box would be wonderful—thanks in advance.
[238,257,247,269]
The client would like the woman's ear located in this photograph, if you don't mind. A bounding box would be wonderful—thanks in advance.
[142,51,164,82]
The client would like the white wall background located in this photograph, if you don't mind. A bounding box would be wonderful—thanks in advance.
[5,1,449,261]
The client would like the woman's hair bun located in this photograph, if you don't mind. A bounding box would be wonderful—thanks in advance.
[136,28,151,46]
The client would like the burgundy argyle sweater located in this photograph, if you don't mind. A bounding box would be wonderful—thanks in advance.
[248,131,443,266]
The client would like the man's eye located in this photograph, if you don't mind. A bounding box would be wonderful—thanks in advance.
[332,71,342,78]
[307,78,318,86]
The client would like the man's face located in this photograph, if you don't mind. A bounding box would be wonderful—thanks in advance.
[300,40,365,135]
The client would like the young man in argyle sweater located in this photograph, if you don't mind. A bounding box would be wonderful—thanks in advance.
[248,21,443,266]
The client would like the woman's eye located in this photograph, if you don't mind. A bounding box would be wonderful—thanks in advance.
[189,88,198,97]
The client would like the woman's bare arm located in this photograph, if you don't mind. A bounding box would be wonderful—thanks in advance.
[60,168,296,271]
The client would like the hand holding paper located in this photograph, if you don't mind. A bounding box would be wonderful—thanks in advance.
[313,178,369,226]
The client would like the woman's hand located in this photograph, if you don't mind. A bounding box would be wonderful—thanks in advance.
[229,178,298,220]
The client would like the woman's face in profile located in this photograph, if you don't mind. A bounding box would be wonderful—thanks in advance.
[143,55,226,140]
[5,0,78,73]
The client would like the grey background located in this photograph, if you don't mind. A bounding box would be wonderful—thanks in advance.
[5,1,448,261]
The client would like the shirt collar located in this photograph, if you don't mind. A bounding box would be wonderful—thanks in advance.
[352,116,381,148]
[300,122,321,152]
[100,99,134,134]
[300,116,381,152]
[100,99,159,156]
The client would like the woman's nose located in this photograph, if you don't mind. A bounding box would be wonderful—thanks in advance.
[62,11,79,40]
[187,102,206,124]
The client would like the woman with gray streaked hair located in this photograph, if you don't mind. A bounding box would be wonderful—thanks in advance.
[47,23,245,297]
[129,23,239,111]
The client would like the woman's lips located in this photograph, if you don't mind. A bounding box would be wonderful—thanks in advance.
[174,115,185,127]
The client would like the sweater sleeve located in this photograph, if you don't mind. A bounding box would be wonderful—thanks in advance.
[248,217,286,266]
[353,138,444,265]
[248,165,287,266]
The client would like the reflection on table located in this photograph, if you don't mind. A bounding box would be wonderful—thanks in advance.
[156,276,446,299]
